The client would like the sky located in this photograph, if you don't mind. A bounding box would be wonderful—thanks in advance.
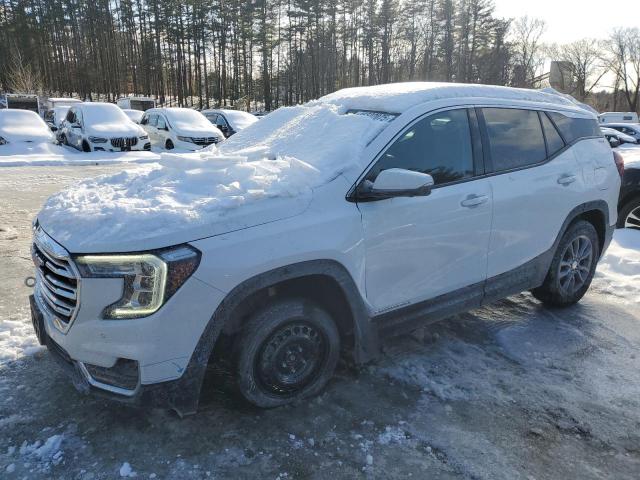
[493,0,638,45]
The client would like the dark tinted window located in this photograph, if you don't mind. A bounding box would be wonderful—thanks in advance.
[483,108,546,171]
[66,109,75,123]
[367,109,474,186]
[140,114,148,125]
[548,112,600,143]
[541,112,565,156]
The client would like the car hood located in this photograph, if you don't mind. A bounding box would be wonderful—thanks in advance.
[173,125,223,139]
[1,126,54,143]
[87,123,145,137]
[36,155,315,254]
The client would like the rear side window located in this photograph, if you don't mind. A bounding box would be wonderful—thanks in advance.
[540,113,565,156]
[548,113,600,143]
[366,108,474,186]
[482,108,546,172]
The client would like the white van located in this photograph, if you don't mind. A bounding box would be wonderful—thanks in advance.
[140,108,224,150]
[116,96,156,112]
[598,112,639,124]
[30,83,621,415]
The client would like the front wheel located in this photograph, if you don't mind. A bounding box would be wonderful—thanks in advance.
[617,197,640,230]
[531,220,599,307]
[165,139,174,150]
[235,298,340,408]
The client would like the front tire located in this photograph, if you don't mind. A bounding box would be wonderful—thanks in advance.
[165,139,174,150]
[82,140,92,152]
[531,220,599,307]
[617,197,640,230]
[235,298,340,408]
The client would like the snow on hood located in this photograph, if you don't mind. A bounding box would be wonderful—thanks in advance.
[165,109,223,138]
[38,102,388,252]
[0,110,54,143]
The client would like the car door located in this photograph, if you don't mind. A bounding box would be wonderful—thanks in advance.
[480,108,584,285]
[357,108,492,313]
[156,115,169,145]
[64,108,78,145]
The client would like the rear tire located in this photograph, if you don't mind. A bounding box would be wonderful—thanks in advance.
[531,220,599,307]
[235,298,340,408]
[617,197,640,230]
[165,139,174,150]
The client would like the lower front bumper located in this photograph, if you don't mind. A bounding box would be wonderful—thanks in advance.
[29,294,204,416]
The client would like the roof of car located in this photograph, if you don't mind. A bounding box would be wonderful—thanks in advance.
[317,82,593,117]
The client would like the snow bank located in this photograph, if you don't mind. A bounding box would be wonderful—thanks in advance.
[317,82,578,114]
[595,229,640,303]
[0,316,45,365]
[38,103,387,244]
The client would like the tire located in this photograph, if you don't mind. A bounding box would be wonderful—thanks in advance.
[235,298,340,408]
[531,220,600,307]
[165,139,174,150]
[82,140,91,152]
[617,197,640,230]
[59,134,67,146]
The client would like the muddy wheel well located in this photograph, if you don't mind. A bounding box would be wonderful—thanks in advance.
[211,275,357,364]
[574,209,606,253]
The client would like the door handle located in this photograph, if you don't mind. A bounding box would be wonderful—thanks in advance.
[557,174,577,185]
[460,194,489,208]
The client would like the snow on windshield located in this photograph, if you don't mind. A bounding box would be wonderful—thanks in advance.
[224,110,258,130]
[38,102,388,242]
[83,103,130,125]
[165,109,212,130]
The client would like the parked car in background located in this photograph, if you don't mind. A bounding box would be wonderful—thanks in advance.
[201,109,258,137]
[1,93,40,113]
[601,127,637,146]
[44,106,72,132]
[31,83,621,414]
[618,156,640,230]
[116,96,155,112]
[43,97,82,111]
[122,108,144,124]
[58,102,150,152]
[602,123,640,143]
[140,108,224,150]
[0,109,55,146]
[599,112,639,124]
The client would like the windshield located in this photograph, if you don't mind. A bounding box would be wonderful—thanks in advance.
[82,104,131,125]
[224,110,258,130]
[165,109,212,130]
[54,106,70,121]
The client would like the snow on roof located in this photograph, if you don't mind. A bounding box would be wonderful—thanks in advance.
[317,82,580,114]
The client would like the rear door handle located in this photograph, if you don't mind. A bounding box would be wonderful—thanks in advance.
[557,174,577,185]
[461,194,489,208]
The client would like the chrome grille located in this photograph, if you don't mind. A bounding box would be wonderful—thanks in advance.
[32,228,79,333]
[192,137,218,146]
[110,137,139,148]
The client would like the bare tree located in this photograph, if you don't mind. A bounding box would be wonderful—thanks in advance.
[6,50,43,94]
[510,16,546,88]
[603,28,640,113]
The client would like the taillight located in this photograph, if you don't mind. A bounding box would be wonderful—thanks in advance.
[612,150,624,179]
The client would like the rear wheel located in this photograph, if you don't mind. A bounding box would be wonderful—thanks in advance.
[235,298,340,408]
[531,220,599,307]
[617,197,640,230]
[165,139,174,150]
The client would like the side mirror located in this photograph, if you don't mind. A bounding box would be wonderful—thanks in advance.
[608,136,620,148]
[358,168,434,201]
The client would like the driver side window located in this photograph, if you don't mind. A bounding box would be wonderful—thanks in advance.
[366,109,475,186]
[157,116,166,130]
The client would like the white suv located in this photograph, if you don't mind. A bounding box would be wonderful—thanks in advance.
[30,83,621,415]
[140,108,224,150]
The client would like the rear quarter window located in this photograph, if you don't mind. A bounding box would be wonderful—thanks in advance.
[548,113,600,143]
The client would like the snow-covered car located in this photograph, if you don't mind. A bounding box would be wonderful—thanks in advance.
[121,108,144,124]
[43,106,71,132]
[30,83,621,415]
[140,108,224,150]
[201,109,258,137]
[58,103,150,152]
[601,123,640,144]
[0,109,55,146]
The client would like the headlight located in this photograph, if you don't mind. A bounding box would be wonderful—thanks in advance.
[139,135,149,140]
[88,136,108,143]
[75,245,200,319]
[177,136,194,143]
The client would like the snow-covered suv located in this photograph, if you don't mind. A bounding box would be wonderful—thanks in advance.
[30,83,621,416]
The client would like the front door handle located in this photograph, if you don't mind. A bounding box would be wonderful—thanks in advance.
[557,174,577,185]
[461,194,489,208]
